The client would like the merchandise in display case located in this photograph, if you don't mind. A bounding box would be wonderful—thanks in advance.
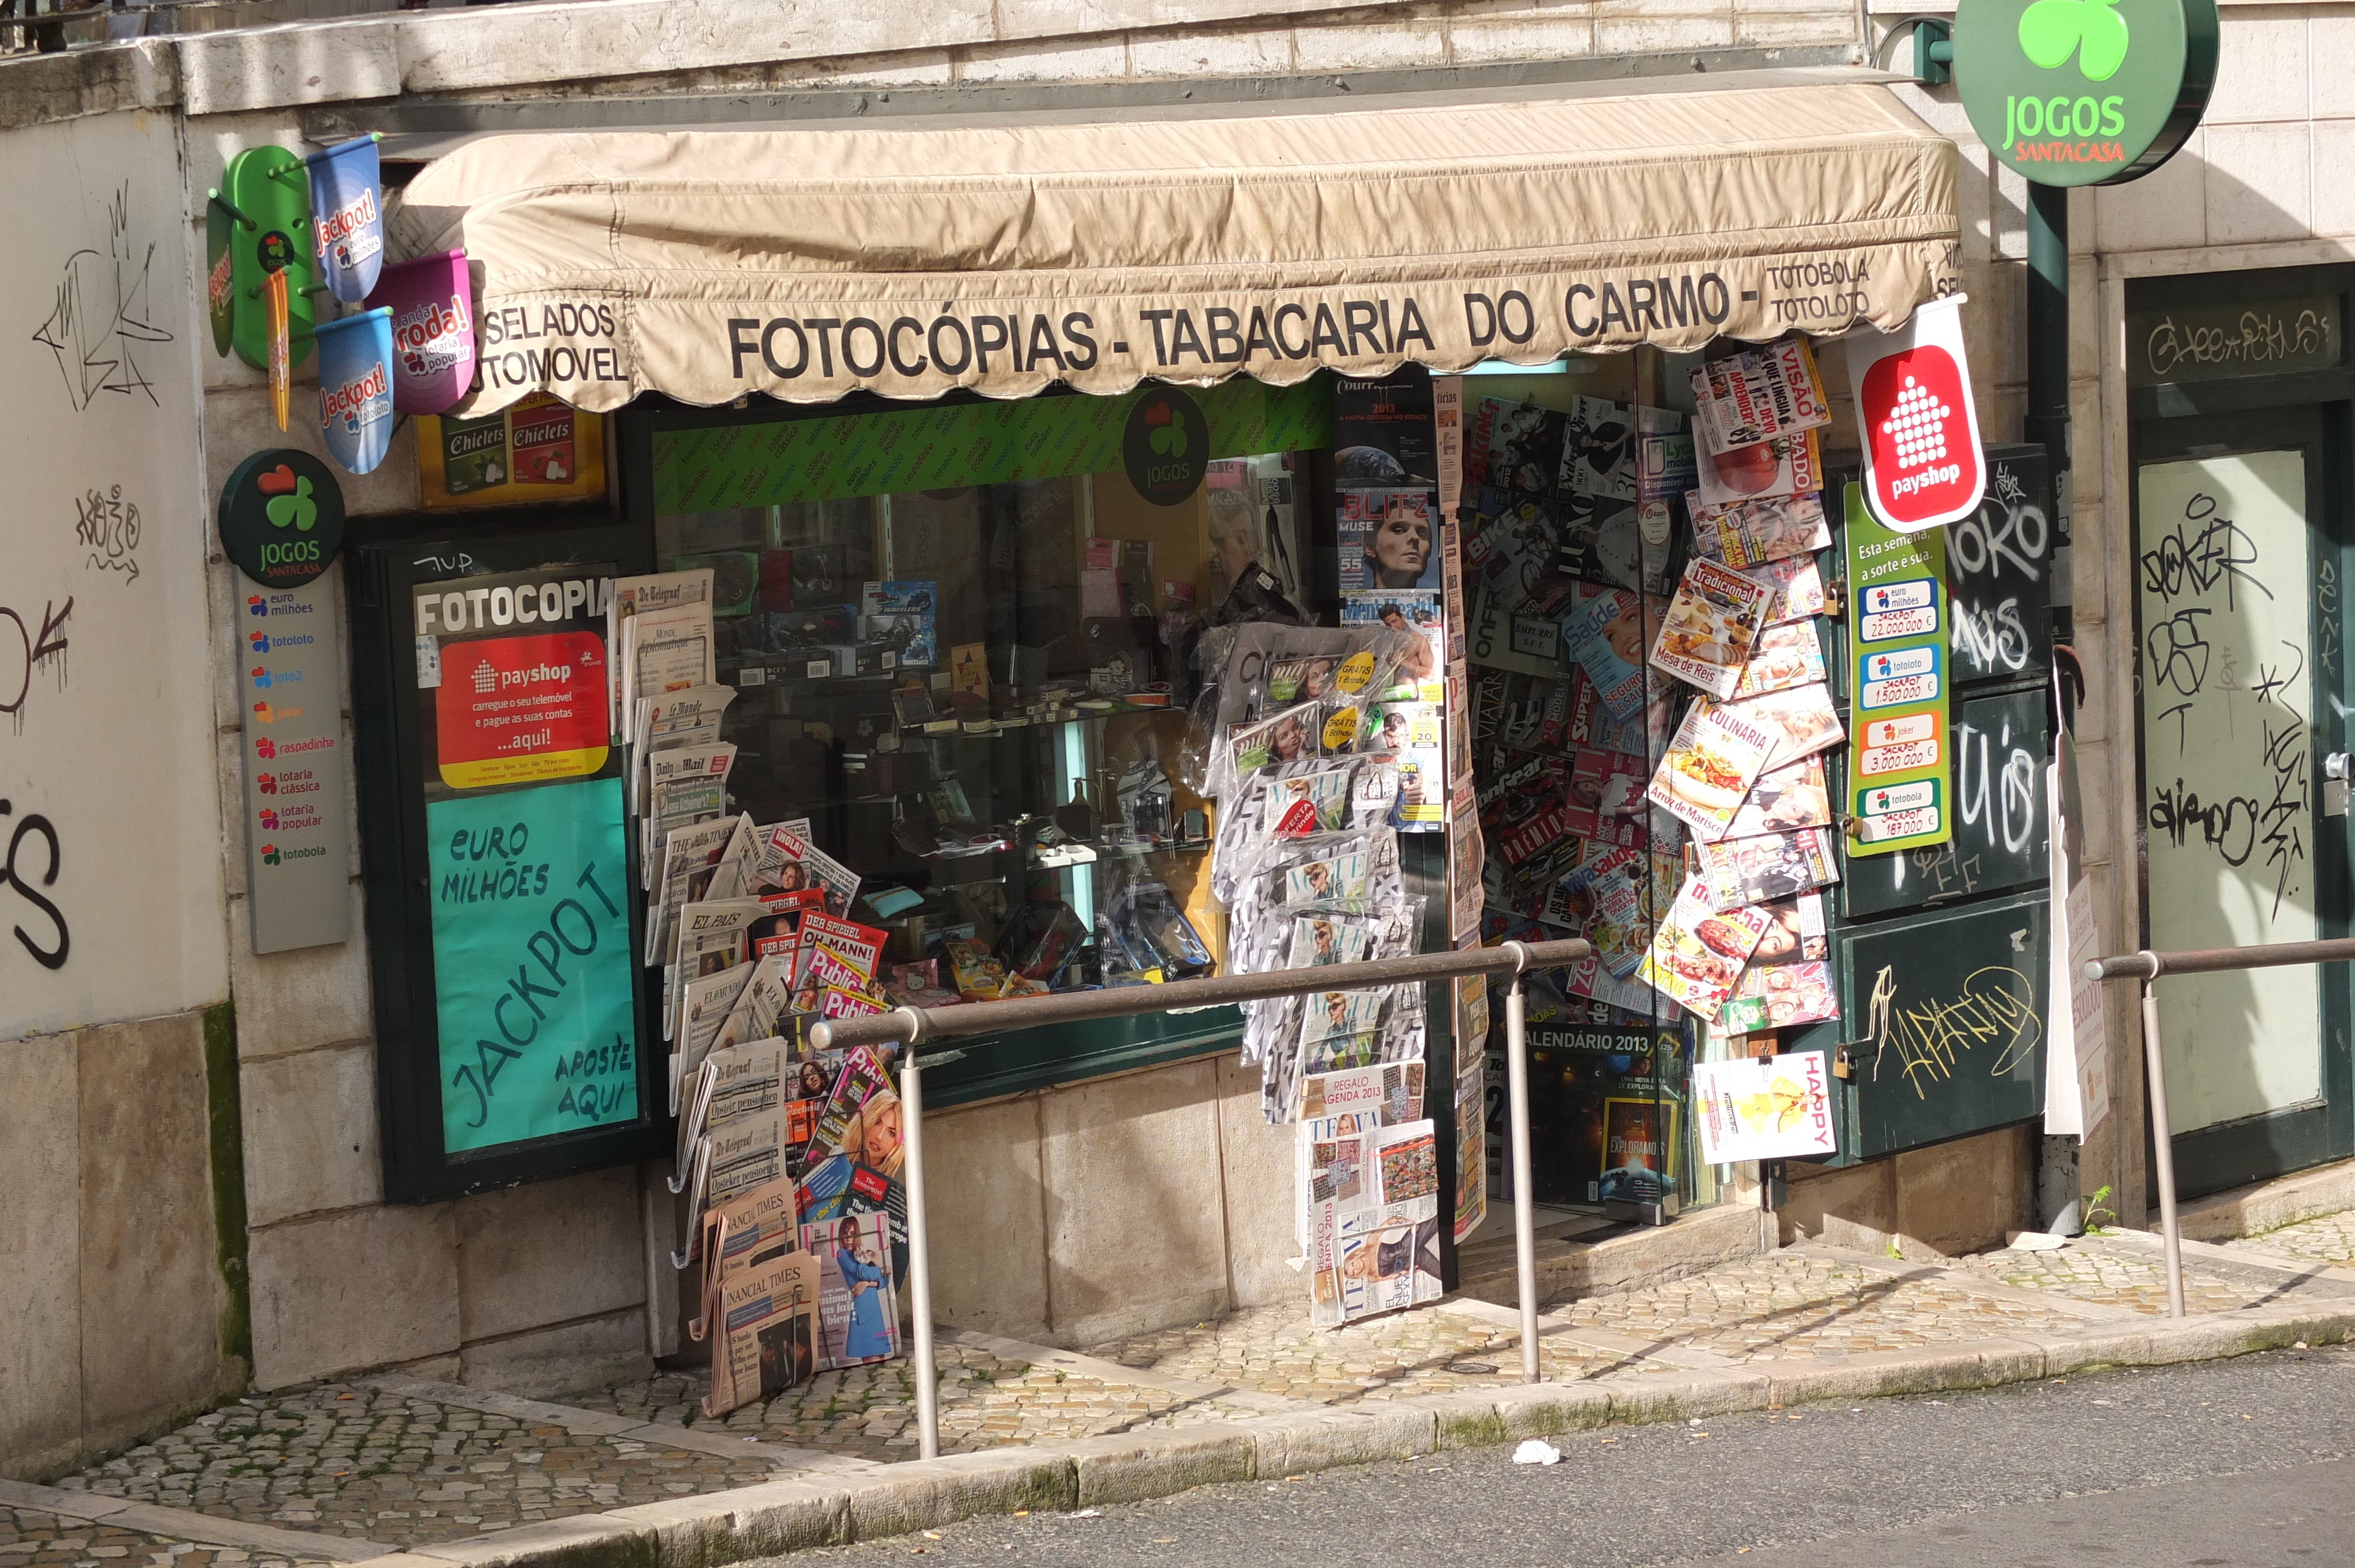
[628,384,1339,1072]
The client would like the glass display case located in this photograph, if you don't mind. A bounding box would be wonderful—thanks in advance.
[626,387,1337,1094]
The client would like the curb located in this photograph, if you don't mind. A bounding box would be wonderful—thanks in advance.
[319,1302,2355,1568]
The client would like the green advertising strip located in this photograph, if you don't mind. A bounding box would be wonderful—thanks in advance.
[1844,483,1953,857]
[653,377,1334,514]
[431,775,640,1154]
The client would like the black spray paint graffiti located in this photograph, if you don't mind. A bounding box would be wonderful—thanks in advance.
[0,597,72,731]
[0,803,68,970]
[31,182,173,412]
[74,486,141,583]
[2138,487,2311,913]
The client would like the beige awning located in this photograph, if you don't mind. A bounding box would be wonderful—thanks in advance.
[390,81,1960,416]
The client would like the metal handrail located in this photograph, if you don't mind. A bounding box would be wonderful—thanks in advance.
[2082,936,2355,1318]
[812,935,1596,1459]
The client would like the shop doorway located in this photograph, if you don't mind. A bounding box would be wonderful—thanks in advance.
[2128,267,2355,1200]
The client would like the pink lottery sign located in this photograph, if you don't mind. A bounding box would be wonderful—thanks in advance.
[364,250,476,416]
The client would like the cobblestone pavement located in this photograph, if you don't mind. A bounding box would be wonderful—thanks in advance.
[46,1386,778,1552]
[2225,1208,2355,1267]
[570,1343,1272,1463]
[1543,1251,2089,1360]
[1086,1303,1632,1401]
[27,1231,2350,1568]
[1958,1235,2320,1316]
[0,1510,329,1568]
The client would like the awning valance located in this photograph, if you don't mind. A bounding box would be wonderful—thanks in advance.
[389,81,1960,416]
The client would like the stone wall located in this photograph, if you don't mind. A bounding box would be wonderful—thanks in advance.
[0,105,236,1480]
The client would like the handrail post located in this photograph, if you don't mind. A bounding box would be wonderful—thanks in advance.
[892,1008,940,1459]
[1500,941,1541,1384]
[2135,953,2188,1318]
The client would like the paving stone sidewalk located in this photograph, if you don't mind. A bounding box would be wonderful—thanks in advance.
[564,1340,1271,1463]
[15,1217,2354,1568]
[0,1507,331,1568]
[1962,1231,2341,1316]
[42,1385,777,1552]
[1089,1299,1634,1401]
[2225,1208,2355,1266]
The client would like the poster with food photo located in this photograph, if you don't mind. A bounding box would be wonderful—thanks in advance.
[1638,873,1772,1015]
[1646,697,1778,839]
[1695,427,1822,509]
[1651,556,1774,698]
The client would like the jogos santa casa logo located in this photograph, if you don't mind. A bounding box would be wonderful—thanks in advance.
[220,449,346,588]
[1953,0,2215,187]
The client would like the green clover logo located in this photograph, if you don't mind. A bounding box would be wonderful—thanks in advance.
[2019,0,2130,80]
[266,476,318,531]
[1149,406,1189,459]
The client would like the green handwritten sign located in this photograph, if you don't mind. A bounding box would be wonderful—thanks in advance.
[1844,483,1954,857]
[430,775,639,1153]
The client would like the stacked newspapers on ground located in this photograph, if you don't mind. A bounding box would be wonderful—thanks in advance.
[1193,622,1445,1327]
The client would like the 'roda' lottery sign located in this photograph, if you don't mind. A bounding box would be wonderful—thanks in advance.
[1953,0,2217,186]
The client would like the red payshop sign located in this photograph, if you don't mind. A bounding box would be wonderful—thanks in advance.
[436,630,608,789]
[1844,295,1986,533]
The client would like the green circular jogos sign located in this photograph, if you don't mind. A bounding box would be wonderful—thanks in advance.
[1954,0,2217,187]
[220,449,346,589]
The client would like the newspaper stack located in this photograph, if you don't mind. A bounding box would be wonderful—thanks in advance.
[1190,621,1444,1329]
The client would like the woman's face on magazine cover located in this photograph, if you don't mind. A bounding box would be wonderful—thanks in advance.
[862,1098,901,1166]
[1601,606,1646,666]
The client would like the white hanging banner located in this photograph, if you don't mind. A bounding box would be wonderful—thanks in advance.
[2042,689,2111,1140]
[1843,294,1987,534]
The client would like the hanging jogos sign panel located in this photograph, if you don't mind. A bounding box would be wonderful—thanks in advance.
[1953,0,2218,185]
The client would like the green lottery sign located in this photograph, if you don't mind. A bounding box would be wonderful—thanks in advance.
[430,775,639,1153]
[1954,0,2217,186]
[1844,484,1953,858]
[220,449,346,589]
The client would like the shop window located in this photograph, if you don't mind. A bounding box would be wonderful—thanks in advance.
[623,383,1335,1099]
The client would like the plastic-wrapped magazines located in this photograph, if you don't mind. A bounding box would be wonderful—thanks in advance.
[1210,755,1400,905]
[1255,897,1425,1122]
[1230,828,1407,931]
[1187,623,1424,805]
